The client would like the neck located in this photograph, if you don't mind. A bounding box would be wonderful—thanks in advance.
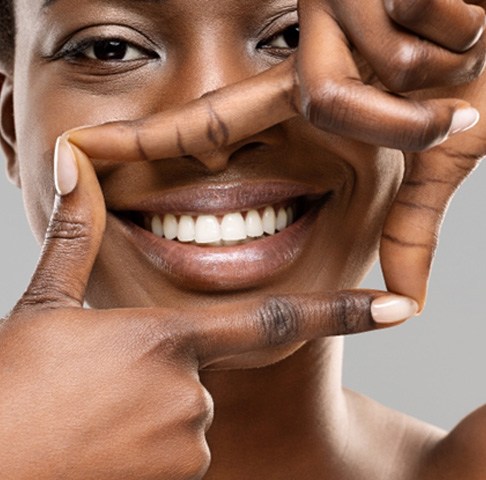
[201,338,348,478]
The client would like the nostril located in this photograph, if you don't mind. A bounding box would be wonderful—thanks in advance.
[227,141,271,167]
[237,142,267,154]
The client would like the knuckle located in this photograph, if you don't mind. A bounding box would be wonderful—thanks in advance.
[434,145,481,181]
[257,296,301,346]
[183,383,214,431]
[465,48,486,82]
[182,438,211,480]
[47,210,91,244]
[139,320,187,362]
[383,42,427,91]
[384,0,426,24]
[301,78,355,132]
[329,292,374,335]
[130,121,150,161]
[17,283,80,310]
[204,100,230,150]
[166,431,211,480]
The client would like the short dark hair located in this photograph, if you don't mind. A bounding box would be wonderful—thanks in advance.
[0,0,15,69]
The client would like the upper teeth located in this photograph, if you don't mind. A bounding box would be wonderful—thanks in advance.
[148,205,295,245]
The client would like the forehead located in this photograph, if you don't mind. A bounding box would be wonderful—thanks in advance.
[23,0,295,16]
[13,0,296,62]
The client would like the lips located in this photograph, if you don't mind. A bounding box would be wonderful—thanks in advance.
[109,181,333,291]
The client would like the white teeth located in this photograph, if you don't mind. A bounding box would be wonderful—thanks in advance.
[262,206,276,235]
[151,215,164,237]
[163,214,178,240]
[221,213,246,241]
[148,203,296,244]
[195,215,221,244]
[276,208,287,232]
[245,209,264,238]
[177,215,195,242]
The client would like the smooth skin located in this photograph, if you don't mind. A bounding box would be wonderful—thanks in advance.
[0,0,485,479]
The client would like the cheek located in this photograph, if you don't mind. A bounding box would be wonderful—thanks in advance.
[295,147,403,291]
[13,69,156,242]
[349,147,404,239]
[282,124,404,290]
[334,148,404,287]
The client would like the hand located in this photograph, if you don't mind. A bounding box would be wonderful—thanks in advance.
[0,139,415,479]
[297,0,486,306]
[65,1,486,157]
[296,0,486,150]
[302,0,486,91]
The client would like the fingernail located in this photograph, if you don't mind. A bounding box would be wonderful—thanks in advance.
[54,136,78,196]
[371,295,419,324]
[449,107,480,135]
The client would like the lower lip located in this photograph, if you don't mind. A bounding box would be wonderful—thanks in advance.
[114,202,327,291]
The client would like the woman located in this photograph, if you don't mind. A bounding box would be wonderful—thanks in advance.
[0,0,485,478]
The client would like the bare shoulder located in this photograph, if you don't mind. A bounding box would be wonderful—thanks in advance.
[343,389,486,480]
[419,404,486,480]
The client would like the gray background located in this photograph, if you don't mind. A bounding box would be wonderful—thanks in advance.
[1,154,484,430]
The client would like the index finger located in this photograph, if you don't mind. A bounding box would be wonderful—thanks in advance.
[67,45,476,162]
[384,0,485,53]
[177,290,418,367]
[67,59,299,163]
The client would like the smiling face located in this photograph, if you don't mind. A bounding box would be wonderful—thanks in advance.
[6,0,403,363]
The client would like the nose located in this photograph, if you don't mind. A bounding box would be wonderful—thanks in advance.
[161,27,272,171]
[171,28,256,104]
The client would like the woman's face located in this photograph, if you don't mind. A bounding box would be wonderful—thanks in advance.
[10,0,403,363]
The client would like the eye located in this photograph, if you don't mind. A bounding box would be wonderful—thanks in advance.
[261,24,300,51]
[54,36,157,63]
[83,39,147,61]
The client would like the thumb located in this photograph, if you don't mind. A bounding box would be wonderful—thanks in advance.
[15,137,105,311]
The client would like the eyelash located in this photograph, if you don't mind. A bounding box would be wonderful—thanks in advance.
[259,23,300,54]
[53,37,157,63]
[51,22,300,65]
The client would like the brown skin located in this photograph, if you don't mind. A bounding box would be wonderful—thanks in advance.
[0,0,485,479]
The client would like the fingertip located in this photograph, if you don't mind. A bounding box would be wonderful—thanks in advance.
[64,124,97,141]
[449,107,480,135]
[468,5,486,49]
[371,294,419,324]
[54,136,78,196]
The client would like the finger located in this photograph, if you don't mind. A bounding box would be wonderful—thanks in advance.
[14,138,105,311]
[178,290,418,366]
[66,59,299,163]
[297,5,479,151]
[339,3,486,92]
[380,126,483,309]
[68,13,479,159]
[384,0,486,52]
[69,39,475,160]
